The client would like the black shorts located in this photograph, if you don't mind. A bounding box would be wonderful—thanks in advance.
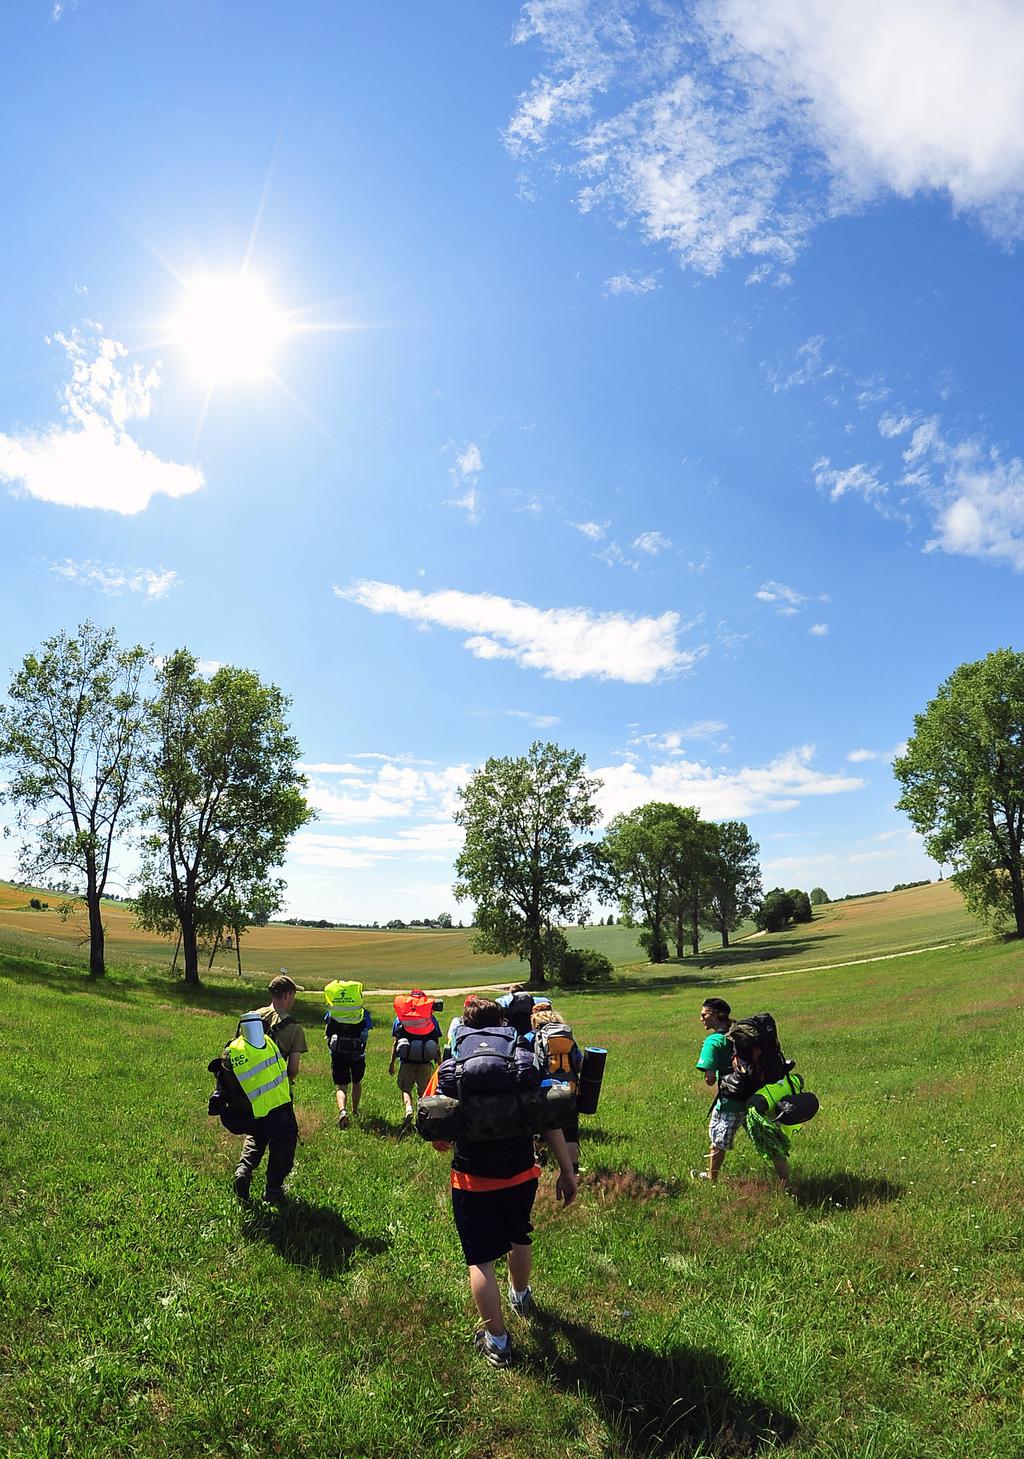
[451,1178,538,1267]
[331,1051,366,1086]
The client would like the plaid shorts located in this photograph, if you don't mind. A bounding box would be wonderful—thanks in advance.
[708,1107,746,1151]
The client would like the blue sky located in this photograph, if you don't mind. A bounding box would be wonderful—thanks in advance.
[3,0,1024,923]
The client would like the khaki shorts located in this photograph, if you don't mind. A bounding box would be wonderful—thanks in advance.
[397,1060,434,1096]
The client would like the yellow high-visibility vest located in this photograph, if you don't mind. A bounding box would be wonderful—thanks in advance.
[227,1034,291,1118]
[324,979,365,1025]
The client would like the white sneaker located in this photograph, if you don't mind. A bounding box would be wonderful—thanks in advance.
[689,1168,712,1181]
[508,1284,533,1318]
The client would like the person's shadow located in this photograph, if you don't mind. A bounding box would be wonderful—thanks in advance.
[241,1197,388,1275]
[522,1309,794,1457]
[792,1171,901,1211]
[358,1114,413,1142]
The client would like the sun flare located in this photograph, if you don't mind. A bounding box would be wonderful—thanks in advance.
[170,274,288,385]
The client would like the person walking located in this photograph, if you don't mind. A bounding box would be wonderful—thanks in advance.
[230,1011,298,1205]
[390,989,441,1131]
[426,995,577,1368]
[324,978,372,1129]
[692,997,745,1183]
[254,972,308,1099]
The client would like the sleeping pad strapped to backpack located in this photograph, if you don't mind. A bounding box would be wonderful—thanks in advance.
[416,1024,575,1142]
[719,1011,819,1126]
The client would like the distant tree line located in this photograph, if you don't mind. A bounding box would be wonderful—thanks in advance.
[0,622,312,984]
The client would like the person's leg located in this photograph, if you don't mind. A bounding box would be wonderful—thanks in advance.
[771,1154,790,1187]
[508,1242,532,1294]
[468,1261,506,1338]
[265,1105,298,1196]
[351,1077,362,1116]
[336,1083,349,1115]
[234,1124,268,1196]
[397,1062,415,1119]
[708,1146,726,1180]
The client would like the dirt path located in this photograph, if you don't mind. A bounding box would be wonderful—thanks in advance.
[362,983,510,998]
[714,938,979,985]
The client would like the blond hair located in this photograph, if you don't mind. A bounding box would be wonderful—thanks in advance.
[530,1006,563,1032]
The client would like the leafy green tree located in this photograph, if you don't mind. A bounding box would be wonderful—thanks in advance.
[436,911,453,928]
[754,888,795,933]
[0,622,149,976]
[453,741,601,986]
[703,820,762,948]
[788,888,813,924]
[894,648,1024,936]
[662,807,716,957]
[134,650,312,986]
[602,802,690,964]
[810,886,830,905]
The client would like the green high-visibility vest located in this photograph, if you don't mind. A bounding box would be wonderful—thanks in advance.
[227,1034,292,1119]
[324,979,365,1025]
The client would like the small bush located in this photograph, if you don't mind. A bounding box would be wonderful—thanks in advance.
[557,947,615,986]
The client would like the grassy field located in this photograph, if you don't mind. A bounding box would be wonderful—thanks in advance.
[3,880,1022,1459]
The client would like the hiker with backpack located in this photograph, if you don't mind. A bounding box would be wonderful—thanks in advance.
[208,1008,297,1205]
[692,997,746,1183]
[253,972,308,1099]
[423,995,577,1368]
[721,1015,819,1188]
[529,1006,584,1173]
[324,979,372,1130]
[497,985,549,1038]
[390,989,442,1131]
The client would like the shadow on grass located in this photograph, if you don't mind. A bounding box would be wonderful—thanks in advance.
[605,934,831,994]
[241,1196,388,1274]
[580,1125,629,1146]
[524,1309,793,1458]
[358,1113,414,1143]
[792,1171,902,1211]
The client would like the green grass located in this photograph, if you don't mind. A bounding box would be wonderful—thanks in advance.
[3,887,1023,1459]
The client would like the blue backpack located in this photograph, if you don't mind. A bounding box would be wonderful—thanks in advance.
[437,1025,540,1098]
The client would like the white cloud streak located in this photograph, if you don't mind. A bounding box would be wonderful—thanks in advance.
[446,441,483,523]
[0,328,202,514]
[49,558,178,599]
[604,271,660,296]
[335,579,706,683]
[507,0,1024,277]
[633,530,673,555]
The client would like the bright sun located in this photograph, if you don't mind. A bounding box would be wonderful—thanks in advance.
[171,274,288,385]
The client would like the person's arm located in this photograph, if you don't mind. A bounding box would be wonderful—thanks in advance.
[542,1127,578,1206]
[388,1038,398,1075]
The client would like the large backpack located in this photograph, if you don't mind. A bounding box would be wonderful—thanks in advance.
[728,1012,789,1083]
[207,1041,257,1136]
[437,1025,540,1099]
[327,1016,365,1059]
[535,1021,582,1090]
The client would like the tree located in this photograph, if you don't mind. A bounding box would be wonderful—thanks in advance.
[894,649,1024,936]
[0,622,149,976]
[809,886,830,905]
[602,802,689,964]
[453,741,601,986]
[703,820,762,948]
[754,888,795,933]
[436,911,453,929]
[664,808,718,957]
[788,888,813,924]
[134,651,312,986]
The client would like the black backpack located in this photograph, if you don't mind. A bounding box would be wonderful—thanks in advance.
[720,1012,792,1100]
[504,993,536,1037]
[437,1025,540,1098]
[207,1049,257,1136]
[326,1015,364,1058]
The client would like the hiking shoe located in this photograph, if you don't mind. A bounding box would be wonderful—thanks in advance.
[264,1187,289,1206]
[233,1174,251,1201]
[337,1110,349,1130]
[473,1327,513,1369]
[399,1111,413,1136]
[508,1285,533,1319]
[689,1169,712,1181]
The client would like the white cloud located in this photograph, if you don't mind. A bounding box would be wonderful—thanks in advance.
[633,530,673,555]
[594,744,863,822]
[755,579,827,616]
[49,558,178,599]
[847,742,907,764]
[507,1,1024,277]
[335,578,707,684]
[297,762,371,776]
[764,335,836,393]
[604,271,660,296]
[630,720,728,756]
[305,758,469,826]
[446,441,483,523]
[809,622,828,636]
[813,458,886,503]
[471,708,562,729]
[571,519,607,540]
[0,327,202,514]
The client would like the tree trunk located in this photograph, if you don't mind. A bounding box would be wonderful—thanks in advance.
[86,889,105,977]
[181,912,201,986]
[207,929,222,971]
[1010,860,1024,937]
[720,925,730,949]
[674,908,685,959]
[235,928,243,978]
[691,892,700,956]
[170,929,181,975]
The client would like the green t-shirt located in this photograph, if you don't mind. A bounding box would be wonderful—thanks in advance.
[696,1031,745,1113]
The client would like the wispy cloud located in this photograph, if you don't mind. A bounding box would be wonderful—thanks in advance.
[571,519,608,541]
[507,1,1024,277]
[446,441,483,523]
[49,558,178,599]
[595,744,863,821]
[847,743,907,764]
[633,530,673,555]
[335,579,707,683]
[0,327,202,514]
[764,335,837,393]
[755,580,828,618]
[809,622,828,636]
[813,458,886,503]
[629,720,728,755]
[471,708,562,729]
[604,271,660,297]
